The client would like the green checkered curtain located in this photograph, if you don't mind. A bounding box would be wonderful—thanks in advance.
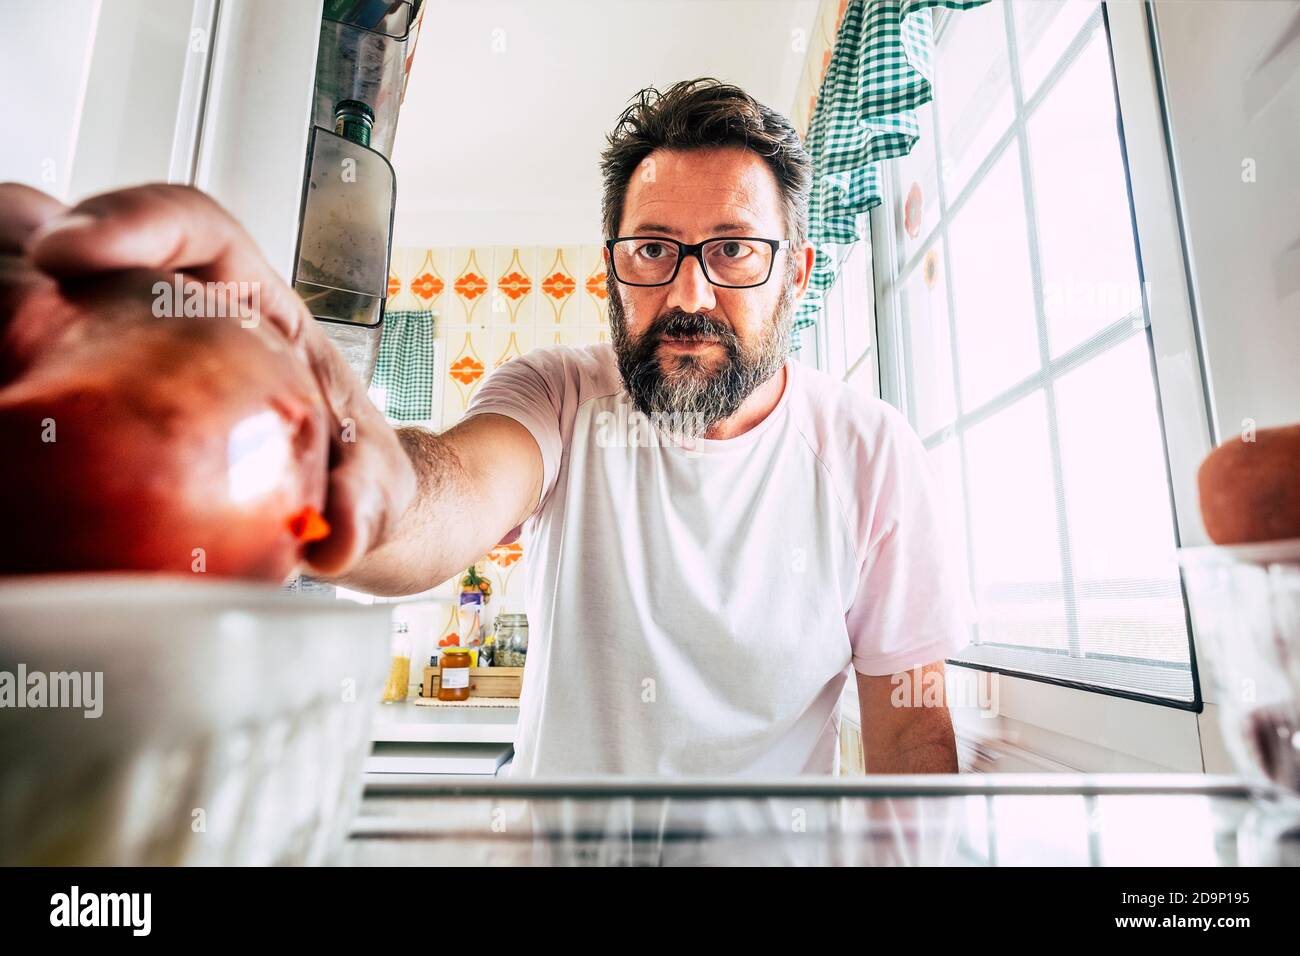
[372,309,436,421]
[795,0,989,334]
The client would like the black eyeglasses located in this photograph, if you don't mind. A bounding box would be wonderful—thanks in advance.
[605,236,791,289]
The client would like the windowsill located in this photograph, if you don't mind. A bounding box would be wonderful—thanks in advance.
[954,644,1196,708]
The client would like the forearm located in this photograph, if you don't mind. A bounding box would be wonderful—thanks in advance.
[330,426,503,596]
[861,707,959,774]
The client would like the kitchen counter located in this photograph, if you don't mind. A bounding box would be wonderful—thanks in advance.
[365,699,518,778]
[342,774,1300,866]
[370,698,519,744]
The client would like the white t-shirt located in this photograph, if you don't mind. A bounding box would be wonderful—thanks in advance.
[463,343,975,777]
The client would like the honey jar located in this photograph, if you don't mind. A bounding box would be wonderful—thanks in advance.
[438,648,473,702]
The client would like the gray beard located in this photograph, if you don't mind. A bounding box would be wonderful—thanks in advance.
[607,268,795,442]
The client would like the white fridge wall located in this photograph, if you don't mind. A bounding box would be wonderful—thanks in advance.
[68,0,198,201]
[195,0,323,281]
[1154,0,1300,435]
[0,0,103,200]
[2,0,321,284]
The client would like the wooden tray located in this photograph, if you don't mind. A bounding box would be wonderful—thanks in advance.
[421,665,523,699]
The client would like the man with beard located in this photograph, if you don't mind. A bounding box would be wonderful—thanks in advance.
[4,79,973,778]
[387,78,975,777]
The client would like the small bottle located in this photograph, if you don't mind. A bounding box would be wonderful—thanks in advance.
[381,621,411,703]
[334,99,375,148]
[438,648,473,702]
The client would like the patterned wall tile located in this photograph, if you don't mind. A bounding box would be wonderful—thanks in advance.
[442,327,489,420]
[386,245,424,311]
[429,333,448,428]
[409,247,449,315]
[489,325,536,369]
[552,326,589,348]
[537,246,581,328]
[437,603,461,647]
[577,244,610,327]
[450,248,492,324]
[579,324,610,346]
[485,538,526,599]
[492,246,537,327]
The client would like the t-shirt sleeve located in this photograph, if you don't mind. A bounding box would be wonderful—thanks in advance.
[460,350,567,546]
[845,409,978,676]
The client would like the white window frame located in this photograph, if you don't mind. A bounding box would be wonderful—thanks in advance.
[864,1,1219,770]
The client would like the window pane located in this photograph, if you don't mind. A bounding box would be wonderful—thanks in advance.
[900,241,956,437]
[894,101,942,267]
[845,348,877,405]
[948,146,1040,410]
[883,0,1197,703]
[962,391,1069,653]
[843,225,875,372]
[1054,336,1189,671]
[928,437,973,599]
[1029,29,1143,356]
[1013,0,1099,99]
[935,0,1015,197]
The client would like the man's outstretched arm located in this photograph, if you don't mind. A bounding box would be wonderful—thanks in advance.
[333,412,543,597]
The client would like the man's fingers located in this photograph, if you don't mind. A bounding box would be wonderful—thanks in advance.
[302,452,381,577]
[303,422,417,578]
[27,185,238,274]
[0,183,67,255]
[24,184,308,343]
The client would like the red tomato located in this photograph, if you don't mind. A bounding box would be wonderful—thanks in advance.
[0,272,330,581]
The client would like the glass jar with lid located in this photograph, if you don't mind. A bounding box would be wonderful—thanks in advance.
[438,647,473,702]
[494,613,528,668]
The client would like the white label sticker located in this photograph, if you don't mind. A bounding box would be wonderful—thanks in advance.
[442,668,470,689]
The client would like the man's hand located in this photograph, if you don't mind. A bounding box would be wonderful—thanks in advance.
[0,184,68,356]
[856,661,959,773]
[3,182,416,576]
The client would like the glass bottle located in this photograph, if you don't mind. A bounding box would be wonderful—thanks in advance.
[333,98,375,147]
[381,620,411,703]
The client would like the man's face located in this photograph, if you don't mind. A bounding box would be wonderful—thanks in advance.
[605,146,811,439]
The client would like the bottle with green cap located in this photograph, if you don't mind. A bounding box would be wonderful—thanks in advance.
[334,99,375,148]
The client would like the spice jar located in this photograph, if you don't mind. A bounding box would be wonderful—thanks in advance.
[381,621,411,703]
[494,613,528,668]
[438,648,473,702]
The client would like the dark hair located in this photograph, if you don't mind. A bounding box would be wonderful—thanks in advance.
[599,78,812,247]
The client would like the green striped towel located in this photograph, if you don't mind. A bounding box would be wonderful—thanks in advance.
[372,309,436,421]
[796,0,989,339]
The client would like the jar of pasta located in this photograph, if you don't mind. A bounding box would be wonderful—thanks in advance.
[381,621,411,703]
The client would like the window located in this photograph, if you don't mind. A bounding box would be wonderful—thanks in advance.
[872,0,1196,705]
[808,216,877,397]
